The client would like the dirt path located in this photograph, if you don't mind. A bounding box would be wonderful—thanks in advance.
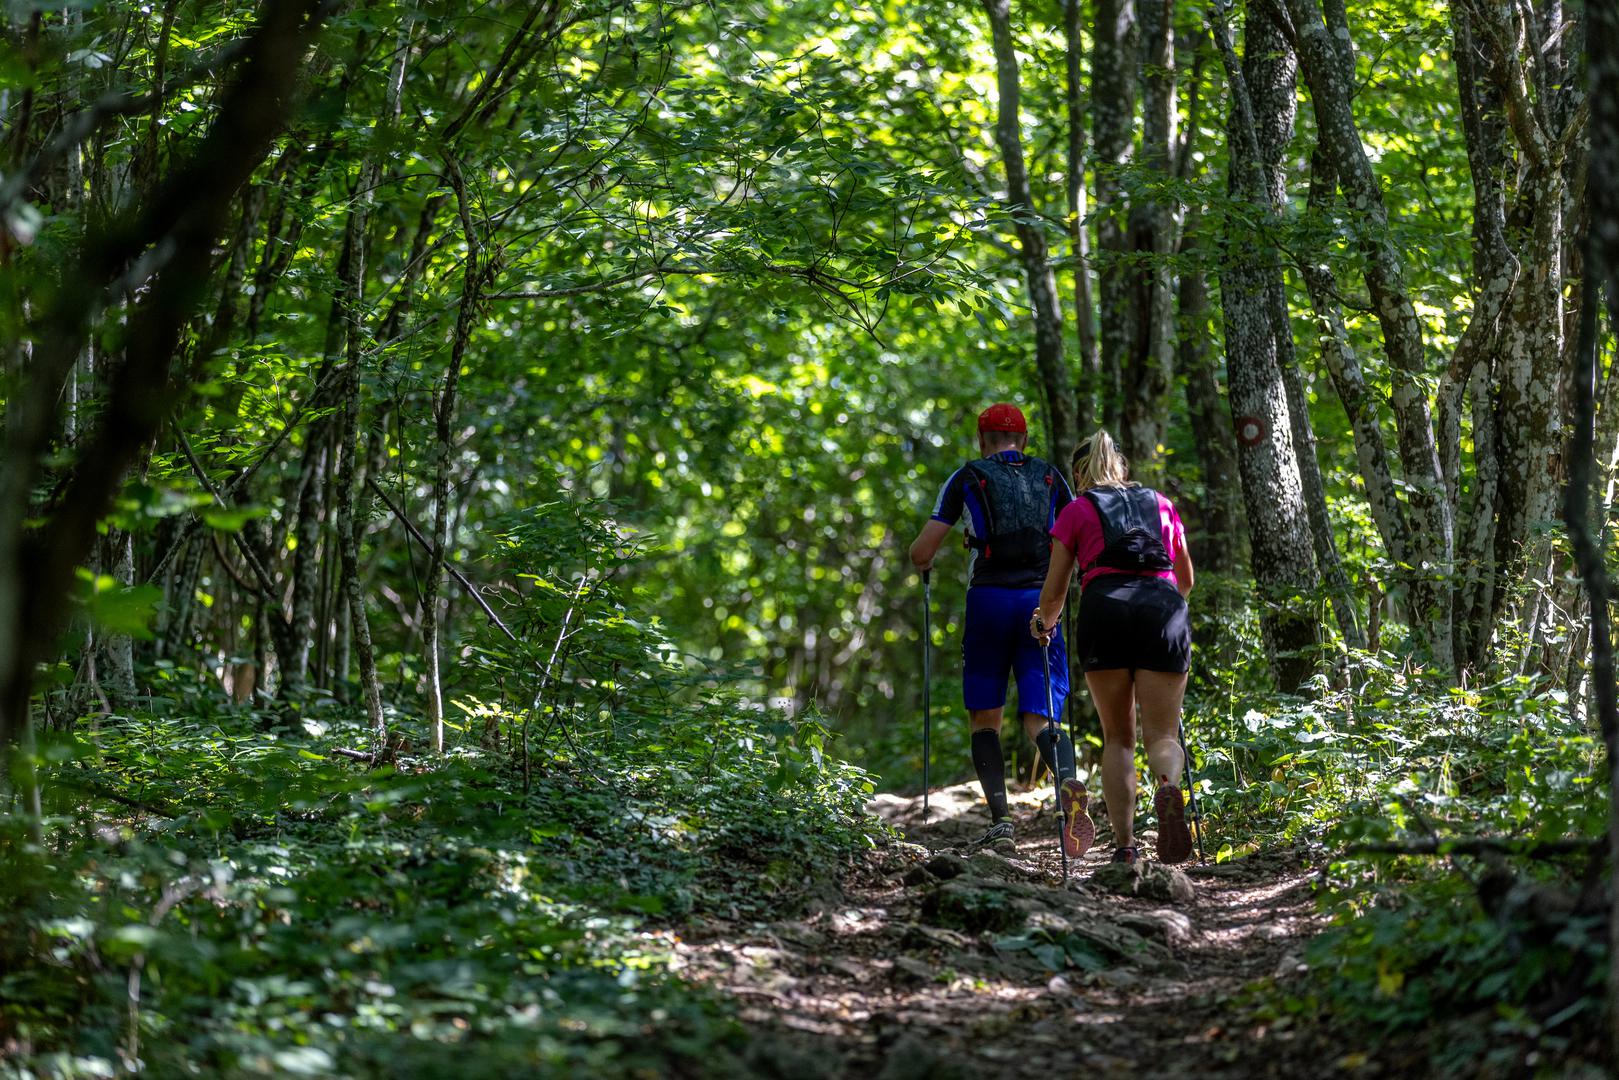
[678,781,1341,1078]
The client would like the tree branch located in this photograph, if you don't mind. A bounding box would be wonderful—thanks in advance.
[366,476,517,642]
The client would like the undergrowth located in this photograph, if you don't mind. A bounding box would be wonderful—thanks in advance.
[1,690,881,1078]
[1,498,885,1078]
[1184,626,1610,1076]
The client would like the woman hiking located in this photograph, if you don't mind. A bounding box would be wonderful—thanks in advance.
[1029,429,1196,866]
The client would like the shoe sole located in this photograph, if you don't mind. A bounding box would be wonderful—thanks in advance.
[1155,783,1194,865]
[1059,779,1095,860]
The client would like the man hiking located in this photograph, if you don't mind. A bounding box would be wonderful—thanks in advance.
[908,404,1093,857]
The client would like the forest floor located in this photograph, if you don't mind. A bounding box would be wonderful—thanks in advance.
[676,781,1357,1079]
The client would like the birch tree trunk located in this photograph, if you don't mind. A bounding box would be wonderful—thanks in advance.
[1466,0,1577,661]
[1287,0,1456,671]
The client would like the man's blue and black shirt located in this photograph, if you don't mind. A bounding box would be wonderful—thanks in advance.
[929,450,1074,590]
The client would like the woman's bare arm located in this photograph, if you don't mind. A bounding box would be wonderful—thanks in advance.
[1174,541,1194,599]
[1031,539,1077,641]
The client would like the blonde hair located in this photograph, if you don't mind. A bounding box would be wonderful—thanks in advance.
[1071,429,1131,490]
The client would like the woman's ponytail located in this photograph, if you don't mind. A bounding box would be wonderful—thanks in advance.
[1070,429,1131,490]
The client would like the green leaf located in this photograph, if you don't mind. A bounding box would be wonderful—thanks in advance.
[202,505,267,532]
[78,574,163,641]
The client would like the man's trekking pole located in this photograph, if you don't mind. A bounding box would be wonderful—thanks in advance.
[921,569,932,818]
[1038,617,1069,885]
[1177,713,1208,865]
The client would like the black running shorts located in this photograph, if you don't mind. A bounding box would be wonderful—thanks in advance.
[1074,574,1191,673]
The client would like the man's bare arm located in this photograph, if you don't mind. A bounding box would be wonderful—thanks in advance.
[909,519,953,571]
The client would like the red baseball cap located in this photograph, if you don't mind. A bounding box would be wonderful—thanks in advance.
[977,403,1027,434]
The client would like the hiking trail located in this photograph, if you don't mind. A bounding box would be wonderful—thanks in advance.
[676,781,1342,1078]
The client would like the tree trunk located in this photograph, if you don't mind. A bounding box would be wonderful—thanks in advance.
[162,533,206,663]
[1492,170,1567,659]
[980,0,1078,470]
[1242,6,1361,648]
[1567,196,1619,1080]
[316,429,340,689]
[1301,149,1413,586]
[1093,0,1139,432]
[1118,0,1178,482]
[1176,226,1246,575]
[1210,0,1321,690]
[283,442,328,696]
[1276,345,1362,648]
[333,195,386,745]
[98,524,137,705]
[425,158,481,754]
[1566,0,1618,1030]
[1441,6,1519,669]
[330,11,416,744]
[1065,0,1100,426]
[1448,0,1580,671]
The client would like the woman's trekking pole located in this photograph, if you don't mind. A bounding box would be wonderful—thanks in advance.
[1039,619,1069,885]
[921,570,932,818]
[1064,586,1079,749]
[1177,714,1207,864]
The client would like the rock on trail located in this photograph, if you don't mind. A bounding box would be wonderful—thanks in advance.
[678,781,1345,1077]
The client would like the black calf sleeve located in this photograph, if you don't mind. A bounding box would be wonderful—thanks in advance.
[970,729,1009,822]
[1034,725,1076,782]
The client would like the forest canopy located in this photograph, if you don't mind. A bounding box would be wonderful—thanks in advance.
[0,0,1615,1075]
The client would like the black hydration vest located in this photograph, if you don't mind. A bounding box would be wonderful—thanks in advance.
[961,456,1060,570]
[1082,486,1173,574]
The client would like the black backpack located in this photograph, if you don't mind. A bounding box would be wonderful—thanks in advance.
[960,457,1060,568]
[1082,486,1173,574]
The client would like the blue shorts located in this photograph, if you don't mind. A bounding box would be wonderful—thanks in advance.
[962,586,1069,718]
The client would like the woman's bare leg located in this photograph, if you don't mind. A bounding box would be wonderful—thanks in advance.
[1085,669,1137,848]
[1134,670,1188,787]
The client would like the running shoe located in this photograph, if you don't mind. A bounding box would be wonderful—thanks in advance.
[1110,845,1139,865]
[971,820,1016,853]
[1058,777,1096,860]
[1154,780,1194,865]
